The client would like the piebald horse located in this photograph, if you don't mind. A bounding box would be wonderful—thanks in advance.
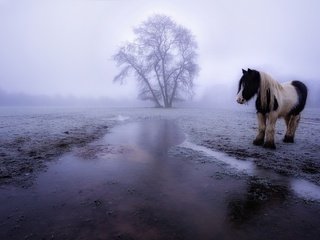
[236,68,308,149]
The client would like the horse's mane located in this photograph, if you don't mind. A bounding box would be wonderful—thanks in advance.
[259,71,283,110]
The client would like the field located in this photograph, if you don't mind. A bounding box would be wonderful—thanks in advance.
[0,107,320,239]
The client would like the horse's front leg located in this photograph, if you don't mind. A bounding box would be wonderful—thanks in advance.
[263,112,277,149]
[253,112,266,146]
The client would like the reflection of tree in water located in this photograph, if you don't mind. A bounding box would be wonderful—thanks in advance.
[137,120,184,156]
[227,176,289,224]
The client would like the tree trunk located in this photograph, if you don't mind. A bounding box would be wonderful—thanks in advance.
[131,65,163,108]
[164,102,172,108]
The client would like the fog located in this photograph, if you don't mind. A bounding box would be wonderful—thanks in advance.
[0,0,319,107]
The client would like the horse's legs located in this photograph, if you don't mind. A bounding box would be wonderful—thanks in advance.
[284,115,290,128]
[283,115,292,142]
[264,112,277,149]
[283,114,301,143]
[253,113,266,146]
[291,114,301,140]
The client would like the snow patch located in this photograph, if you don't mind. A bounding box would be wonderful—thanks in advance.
[117,115,130,121]
[291,179,320,202]
[108,115,130,121]
[180,140,256,175]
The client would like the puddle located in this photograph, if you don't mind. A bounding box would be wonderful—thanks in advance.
[0,120,319,240]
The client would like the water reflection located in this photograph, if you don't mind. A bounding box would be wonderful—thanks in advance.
[228,176,289,224]
[103,119,185,156]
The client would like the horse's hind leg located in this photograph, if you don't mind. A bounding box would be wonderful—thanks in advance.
[292,114,301,140]
[253,113,266,146]
[283,115,292,142]
[283,114,301,143]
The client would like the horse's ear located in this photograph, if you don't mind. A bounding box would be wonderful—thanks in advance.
[248,68,252,73]
[242,69,247,74]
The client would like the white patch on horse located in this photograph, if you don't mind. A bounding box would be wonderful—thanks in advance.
[259,72,299,116]
[236,85,245,104]
[277,82,299,117]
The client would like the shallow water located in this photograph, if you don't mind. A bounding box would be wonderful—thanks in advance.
[0,119,320,240]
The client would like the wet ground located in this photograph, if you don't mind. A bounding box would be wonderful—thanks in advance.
[1,117,320,240]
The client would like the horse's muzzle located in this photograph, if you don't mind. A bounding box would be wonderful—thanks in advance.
[236,97,246,104]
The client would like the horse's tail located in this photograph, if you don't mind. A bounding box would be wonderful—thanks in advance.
[290,81,308,115]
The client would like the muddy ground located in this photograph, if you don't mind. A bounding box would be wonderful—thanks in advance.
[0,107,319,240]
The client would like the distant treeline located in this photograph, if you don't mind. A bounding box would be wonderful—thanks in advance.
[0,89,146,107]
[0,87,318,108]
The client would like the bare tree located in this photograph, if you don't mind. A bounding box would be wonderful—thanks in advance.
[113,14,199,108]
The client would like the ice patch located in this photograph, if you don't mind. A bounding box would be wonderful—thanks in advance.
[117,115,130,121]
[180,140,256,175]
[108,115,130,121]
[291,179,320,201]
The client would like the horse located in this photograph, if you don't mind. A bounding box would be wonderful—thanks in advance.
[236,68,308,149]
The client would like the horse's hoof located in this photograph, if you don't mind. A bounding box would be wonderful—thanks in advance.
[253,139,264,146]
[283,135,294,143]
[263,142,276,149]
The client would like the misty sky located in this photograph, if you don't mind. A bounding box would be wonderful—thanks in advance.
[0,0,319,102]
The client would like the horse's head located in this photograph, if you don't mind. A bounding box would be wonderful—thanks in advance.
[236,68,260,104]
